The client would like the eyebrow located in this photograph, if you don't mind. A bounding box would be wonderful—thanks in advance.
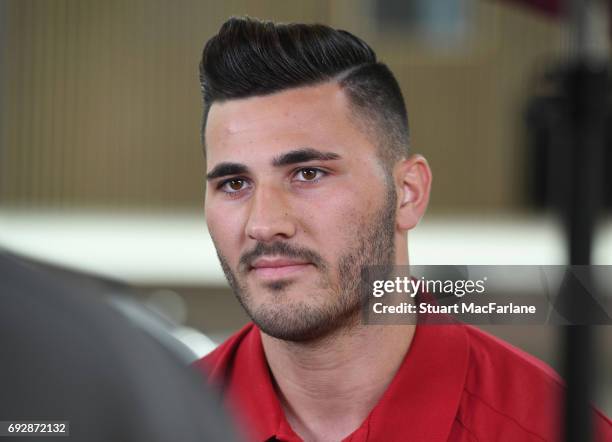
[206,163,250,181]
[206,147,342,181]
[272,148,341,167]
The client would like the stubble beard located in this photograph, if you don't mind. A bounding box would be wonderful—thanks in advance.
[216,187,397,342]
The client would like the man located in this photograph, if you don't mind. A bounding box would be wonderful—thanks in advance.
[193,17,611,441]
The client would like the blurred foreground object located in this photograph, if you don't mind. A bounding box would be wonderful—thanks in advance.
[0,252,239,442]
[522,0,611,440]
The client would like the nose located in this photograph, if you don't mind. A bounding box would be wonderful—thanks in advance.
[245,185,297,242]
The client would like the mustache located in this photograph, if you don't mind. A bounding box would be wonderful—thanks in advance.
[239,242,327,272]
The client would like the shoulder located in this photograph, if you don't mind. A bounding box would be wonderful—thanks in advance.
[457,325,563,440]
[455,325,611,441]
[192,322,257,384]
[463,325,564,399]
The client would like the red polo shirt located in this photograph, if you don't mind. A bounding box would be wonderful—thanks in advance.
[194,323,612,441]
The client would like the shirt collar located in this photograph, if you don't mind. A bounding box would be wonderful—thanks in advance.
[222,325,297,441]
[366,323,470,441]
[224,323,470,442]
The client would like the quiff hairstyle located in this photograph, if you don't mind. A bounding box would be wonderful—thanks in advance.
[199,17,410,170]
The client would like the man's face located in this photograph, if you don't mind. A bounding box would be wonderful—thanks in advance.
[205,82,397,341]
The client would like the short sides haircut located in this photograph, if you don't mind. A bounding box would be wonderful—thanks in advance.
[199,17,410,168]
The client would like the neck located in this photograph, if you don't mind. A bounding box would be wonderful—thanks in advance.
[261,239,413,442]
[261,318,415,441]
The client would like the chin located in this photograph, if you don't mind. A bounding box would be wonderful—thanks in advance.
[251,277,317,302]
[260,278,297,293]
[248,298,360,343]
[256,318,334,342]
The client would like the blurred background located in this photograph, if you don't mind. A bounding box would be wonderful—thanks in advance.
[0,0,610,415]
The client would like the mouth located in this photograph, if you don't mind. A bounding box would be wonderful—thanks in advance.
[249,257,313,280]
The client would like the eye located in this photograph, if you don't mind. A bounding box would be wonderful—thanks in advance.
[219,178,250,194]
[294,168,326,182]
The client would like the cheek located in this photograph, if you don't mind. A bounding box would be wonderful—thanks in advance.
[205,204,243,259]
[304,189,370,249]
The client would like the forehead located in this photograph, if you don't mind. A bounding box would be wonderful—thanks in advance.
[205,82,373,164]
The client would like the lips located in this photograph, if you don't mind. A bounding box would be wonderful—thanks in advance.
[250,257,312,279]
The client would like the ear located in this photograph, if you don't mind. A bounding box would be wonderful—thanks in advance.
[394,154,432,231]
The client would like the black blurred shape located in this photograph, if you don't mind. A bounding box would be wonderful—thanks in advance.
[551,267,612,324]
[525,67,612,211]
[0,252,239,442]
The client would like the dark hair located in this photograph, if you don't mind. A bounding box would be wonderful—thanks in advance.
[199,17,410,168]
